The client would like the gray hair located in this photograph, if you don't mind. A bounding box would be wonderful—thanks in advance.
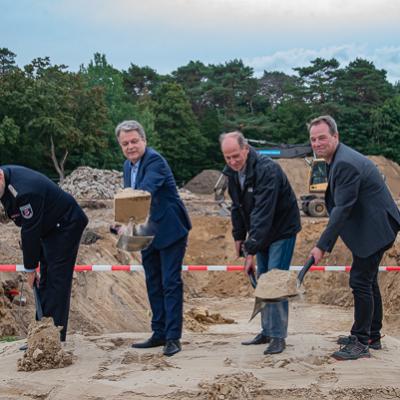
[115,120,146,141]
[307,115,338,135]
[219,131,248,148]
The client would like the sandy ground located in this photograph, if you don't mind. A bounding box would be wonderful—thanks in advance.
[1,295,400,400]
[1,156,400,399]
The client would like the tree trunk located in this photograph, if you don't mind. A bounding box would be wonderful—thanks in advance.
[50,135,68,184]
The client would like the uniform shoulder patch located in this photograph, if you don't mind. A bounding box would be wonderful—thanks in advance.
[8,184,18,197]
[19,204,33,219]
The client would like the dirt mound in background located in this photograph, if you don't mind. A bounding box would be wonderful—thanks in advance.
[184,169,222,194]
[369,155,400,198]
[277,155,400,200]
[61,166,123,200]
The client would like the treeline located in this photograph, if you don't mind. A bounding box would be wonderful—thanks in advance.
[0,48,399,184]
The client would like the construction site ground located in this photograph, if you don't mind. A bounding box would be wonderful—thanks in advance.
[1,156,400,399]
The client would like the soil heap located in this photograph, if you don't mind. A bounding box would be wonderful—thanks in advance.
[17,317,73,371]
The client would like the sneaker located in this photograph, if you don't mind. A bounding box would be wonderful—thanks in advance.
[337,335,383,350]
[332,335,370,360]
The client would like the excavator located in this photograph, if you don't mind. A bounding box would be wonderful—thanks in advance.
[214,141,328,218]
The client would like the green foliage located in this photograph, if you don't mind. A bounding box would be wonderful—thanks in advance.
[154,82,209,184]
[0,116,19,145]
[370,95,400,163]
[0,49,398,184]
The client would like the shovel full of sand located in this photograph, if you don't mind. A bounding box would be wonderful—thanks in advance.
[249,257,315,321]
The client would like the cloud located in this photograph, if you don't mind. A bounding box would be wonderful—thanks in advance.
[48,0,400,31]
[244,44,400,83]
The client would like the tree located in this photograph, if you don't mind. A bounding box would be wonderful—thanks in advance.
[334,58,394,151]
[0,48,17,76]
[370,95,400,163]
[154,82,208,183]
[123,63,160,99]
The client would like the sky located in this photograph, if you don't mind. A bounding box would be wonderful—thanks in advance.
[1,0,400,82]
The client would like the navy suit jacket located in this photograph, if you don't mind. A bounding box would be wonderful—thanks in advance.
[317,143,400,257]
[123,147,191,249]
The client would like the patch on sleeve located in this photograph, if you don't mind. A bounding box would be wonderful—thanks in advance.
[19,204,33,219]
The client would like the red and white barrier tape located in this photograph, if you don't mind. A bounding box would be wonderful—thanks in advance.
[0,265,400,272]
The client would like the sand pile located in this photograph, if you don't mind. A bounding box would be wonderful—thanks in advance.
[61,166,123,200]
[184,307,235,332]
[255,270,299,300]
[120,351,176,371]
[17,317,73,371]
[184,169,222,194]
[197,372,264,400]
[0,283,16,337]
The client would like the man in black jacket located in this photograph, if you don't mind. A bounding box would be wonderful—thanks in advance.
[0,165,88,342]
[308,115,400,360]
[220,131,301,354]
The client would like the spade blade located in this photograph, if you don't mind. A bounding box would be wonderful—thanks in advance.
[249,297,268,321]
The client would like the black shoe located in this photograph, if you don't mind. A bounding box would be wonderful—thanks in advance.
[131,336,166,349]
[19,344,28,351]
[241,333,270,346]
[337,335,382,350]
[332,335,370,360]
[163,339,181,357]
[264,338,286,355]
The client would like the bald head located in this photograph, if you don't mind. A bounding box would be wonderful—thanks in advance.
[220,131,249,171]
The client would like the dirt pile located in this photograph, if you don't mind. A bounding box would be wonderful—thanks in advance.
[184,307,235,332]
[61,166,123,199]
[184,169,222,194]
[197,372,264,400]
[17,317,73,371]
[0,283,16,337]
[255,270,299,299]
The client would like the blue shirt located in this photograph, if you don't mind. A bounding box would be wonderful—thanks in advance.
[130,160,141,189]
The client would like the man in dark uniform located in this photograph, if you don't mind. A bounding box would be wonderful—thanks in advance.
[116,120,191,357]
[0,165,88,342]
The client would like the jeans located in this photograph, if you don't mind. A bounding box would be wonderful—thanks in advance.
[256,236,296,339]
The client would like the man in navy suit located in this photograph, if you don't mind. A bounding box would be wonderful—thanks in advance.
[308,115,400,360]
[116,120,191,356]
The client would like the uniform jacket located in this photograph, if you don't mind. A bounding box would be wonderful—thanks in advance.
[223,147,301,255]
[123,147,191,249]
[317,143,400,257]
[0,165,87,271]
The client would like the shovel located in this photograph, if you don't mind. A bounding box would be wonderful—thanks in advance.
[116,234,154,252]
[249,256,315,321]
[33,278,43,321]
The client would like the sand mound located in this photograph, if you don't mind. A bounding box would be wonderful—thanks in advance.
[184,169,222,194]
[255,270,299,299]
[0,284,16,337]
[184,307,235,332]
[197,372,264,400]
[17,317,73,371]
